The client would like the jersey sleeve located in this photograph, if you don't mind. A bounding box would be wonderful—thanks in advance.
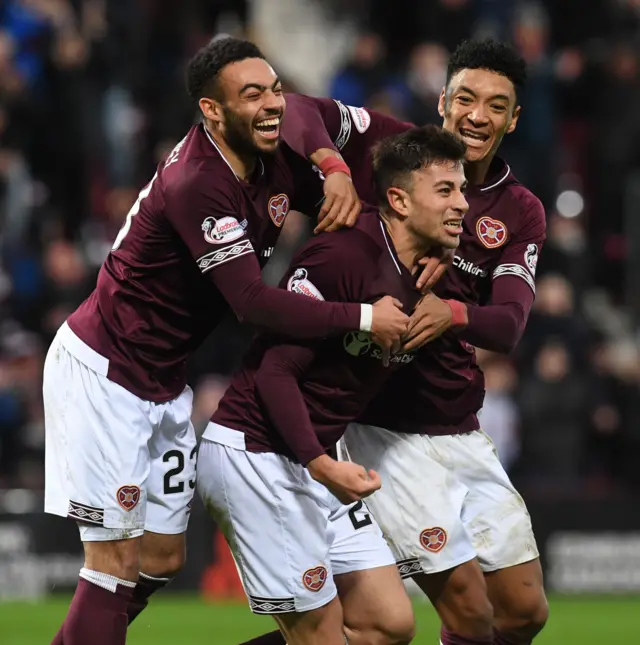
[330,99,414,154]
[254,341,323,464]
[164,163,254,272]
[282,93,413,159]
[492,197,546,295]
[253,234,370,465]
[282,94,343,158]
[459,198,546,353]
[459,282,534,354]
[164,164,364,339]
[280,231,370,302]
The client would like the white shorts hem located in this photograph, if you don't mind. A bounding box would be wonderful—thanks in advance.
[479,551,540,574]
[413,553,477,577]
[44,504,70,519]
[79,525,144,542]
[143,523,189,536]
[332,558,396,577]
[293,588,338,614]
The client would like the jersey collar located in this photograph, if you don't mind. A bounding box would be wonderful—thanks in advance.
[202,123,265,182]
[468,156,511,193]
[378,218,403,275]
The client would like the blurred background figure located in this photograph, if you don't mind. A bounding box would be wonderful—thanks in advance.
[477,350,520,472]
[519,338,588,486]
[401,42,448,125]
[329,31,392,107]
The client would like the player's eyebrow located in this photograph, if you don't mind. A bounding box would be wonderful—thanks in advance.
[435,180,455,189]
[239,78,281,95]
[458,85,510,102]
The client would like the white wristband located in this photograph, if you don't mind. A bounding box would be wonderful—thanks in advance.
[359,303,373,332]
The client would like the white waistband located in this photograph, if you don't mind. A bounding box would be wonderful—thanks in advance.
[201,422,247,450]
[56,322,109,377]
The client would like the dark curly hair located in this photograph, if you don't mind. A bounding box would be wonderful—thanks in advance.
[186,37,265,101]
[446,39,527,94]
[372,125,467,205]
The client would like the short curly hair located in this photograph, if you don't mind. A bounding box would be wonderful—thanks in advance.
[372,125,467,205]
[186,37,265,101]
[446,39,527,95]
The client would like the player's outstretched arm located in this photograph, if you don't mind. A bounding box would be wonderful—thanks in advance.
[282,93,341,160]
[283,93,413,162]
[405,201,545,353]
[211,253,407,346]
[282,94,412,233]
[457,278,533,354]
[254,342,381,504]
[282,94,360,233]
[404,264,535,353]
[212,252,362,337]
[165,165,407,345]
[459,200,545,353]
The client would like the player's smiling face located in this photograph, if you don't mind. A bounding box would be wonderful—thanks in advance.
[438,68,520,163]
[217,58,285,155]
[403,161,469,250]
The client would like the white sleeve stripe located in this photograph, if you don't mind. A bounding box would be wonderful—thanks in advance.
[492,263,536,293]
[333,100,352,150]
[197,240,254,274]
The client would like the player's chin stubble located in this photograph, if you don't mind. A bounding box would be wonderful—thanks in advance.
[223,108,264,157]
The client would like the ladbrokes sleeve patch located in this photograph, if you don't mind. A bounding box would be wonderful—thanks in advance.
[346,105,371,133]
[202,216,246,244]
[286,268,325,300]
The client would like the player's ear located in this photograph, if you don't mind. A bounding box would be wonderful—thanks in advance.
[506,104,521,134]
[437,88,446,119]
[386,187,410,218]
[199,97,223,124]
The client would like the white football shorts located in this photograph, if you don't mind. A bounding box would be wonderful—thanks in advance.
[340,424,539,577]
[44,323,197,541]
[197,424,396,614]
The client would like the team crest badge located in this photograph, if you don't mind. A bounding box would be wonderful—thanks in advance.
[117,485,140,512]
[268,193,290,227]
[476,216,507,249]
[420,527,447,553]
[303,566,328,592]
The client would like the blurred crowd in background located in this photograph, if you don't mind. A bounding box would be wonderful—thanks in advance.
[0,0,639,497]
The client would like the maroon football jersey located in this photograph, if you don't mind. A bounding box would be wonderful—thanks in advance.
[209,209,422,465]
[66,123,361,403]
[363,158,545,434]
[284,95,546,435]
